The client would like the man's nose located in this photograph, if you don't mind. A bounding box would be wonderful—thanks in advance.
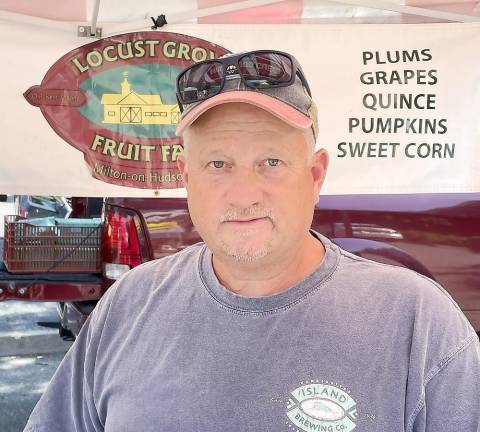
[226,167,264,209]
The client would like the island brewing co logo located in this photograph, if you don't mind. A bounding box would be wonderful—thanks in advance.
[24,32,229,189]
[286,382,358,432]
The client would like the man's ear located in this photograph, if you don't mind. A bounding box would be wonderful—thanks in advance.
[176,155,188,188]
[311,148,329,200]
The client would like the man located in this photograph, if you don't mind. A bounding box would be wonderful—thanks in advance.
[25,50,479,432]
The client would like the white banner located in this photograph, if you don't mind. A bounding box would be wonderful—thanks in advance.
[1,13,479,196]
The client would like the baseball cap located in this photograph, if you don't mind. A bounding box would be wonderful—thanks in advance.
[175,50,318,139]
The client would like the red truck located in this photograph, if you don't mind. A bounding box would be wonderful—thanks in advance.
[1,194,480,338]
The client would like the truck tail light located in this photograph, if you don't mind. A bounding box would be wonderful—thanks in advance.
[102,204,148,279]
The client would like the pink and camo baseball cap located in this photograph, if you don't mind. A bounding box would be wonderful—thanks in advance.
[175,52,318,139]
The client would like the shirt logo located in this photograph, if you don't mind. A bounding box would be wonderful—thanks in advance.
[286,381,358,432]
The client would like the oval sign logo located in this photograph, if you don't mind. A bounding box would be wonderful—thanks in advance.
[24,32,230,189]
[286,382,358,432]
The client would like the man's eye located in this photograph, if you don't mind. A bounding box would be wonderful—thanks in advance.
[265,158,280,167]
[209,161,224,169]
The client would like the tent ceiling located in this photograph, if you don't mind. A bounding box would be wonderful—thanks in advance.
[1,0,479,27]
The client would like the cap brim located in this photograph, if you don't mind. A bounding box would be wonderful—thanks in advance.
[175,91,313,136]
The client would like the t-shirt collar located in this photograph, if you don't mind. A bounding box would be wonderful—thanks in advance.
[198,231,340,314]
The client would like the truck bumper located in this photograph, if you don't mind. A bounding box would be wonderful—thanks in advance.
[0,273,102,301]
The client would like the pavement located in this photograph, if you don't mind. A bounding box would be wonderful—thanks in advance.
[0,198,74,431]
[0,301,74,356]
[0,352,68,431]
[0,301,73,432]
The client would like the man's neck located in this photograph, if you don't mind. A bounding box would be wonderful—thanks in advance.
[211,233,325,297]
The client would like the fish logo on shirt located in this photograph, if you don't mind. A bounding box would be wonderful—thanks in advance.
[286,381,358,431]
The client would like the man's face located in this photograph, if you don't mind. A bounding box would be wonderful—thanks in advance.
[177,103,328,265]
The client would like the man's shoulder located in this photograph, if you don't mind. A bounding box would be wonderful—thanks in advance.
[94,242,206,315]
[318,234,445,302]
[124,241,205,282]
[336,244,453,302]
[333,243,475,337]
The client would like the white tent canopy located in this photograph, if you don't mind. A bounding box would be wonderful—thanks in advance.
[2,0,480,26]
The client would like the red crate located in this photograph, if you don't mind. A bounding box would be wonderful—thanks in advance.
[3,215,102,274]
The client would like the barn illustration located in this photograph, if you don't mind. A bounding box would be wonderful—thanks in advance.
[100,71,180,125]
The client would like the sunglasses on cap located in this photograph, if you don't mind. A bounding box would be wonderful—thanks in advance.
[175,50,312,112]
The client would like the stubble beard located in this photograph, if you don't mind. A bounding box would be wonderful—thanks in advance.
[219,233,273,262]
[218,206,275,262]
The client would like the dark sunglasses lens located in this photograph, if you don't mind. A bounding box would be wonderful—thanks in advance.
[238,53,293,88]
[178,61,224,104]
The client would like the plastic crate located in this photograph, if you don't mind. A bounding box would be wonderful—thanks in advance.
[3,215,102,274]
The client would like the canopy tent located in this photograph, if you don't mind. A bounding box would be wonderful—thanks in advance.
[2,0,480,26]
[1,0,479,197]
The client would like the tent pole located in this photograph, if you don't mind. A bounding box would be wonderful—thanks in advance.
[90,0,101,36]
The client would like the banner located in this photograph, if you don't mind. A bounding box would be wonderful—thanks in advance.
[1,15,479,196]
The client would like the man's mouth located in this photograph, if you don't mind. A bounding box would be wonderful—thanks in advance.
[224,217,270,226]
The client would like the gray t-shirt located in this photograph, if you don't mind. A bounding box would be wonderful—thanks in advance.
[24,233,480,432]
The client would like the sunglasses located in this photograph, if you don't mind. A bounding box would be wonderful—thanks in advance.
[175,50,311,112]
